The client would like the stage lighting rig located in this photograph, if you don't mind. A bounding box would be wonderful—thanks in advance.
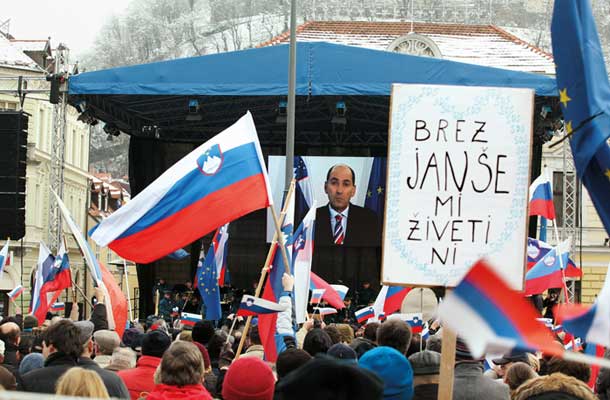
[331,100,347,125]
[186,99,202,121]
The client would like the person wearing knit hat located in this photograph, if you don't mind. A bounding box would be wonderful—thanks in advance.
[19,352,44,375]
[222,357,275,400]
[453,338,510,400]
[275,356,383,400]
[118,330,172,400]
[408,350,441,400]
[327,343,357,364]
[359,346,414,400]
[93,329,120,368]
[105,347,137,372]
[275,349,312,380]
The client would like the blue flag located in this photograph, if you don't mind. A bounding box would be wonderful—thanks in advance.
[551,0,610,235]
[197,246,222,320]
[364,157,387,223]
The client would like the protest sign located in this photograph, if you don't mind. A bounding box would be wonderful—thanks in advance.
[382,84,533,290]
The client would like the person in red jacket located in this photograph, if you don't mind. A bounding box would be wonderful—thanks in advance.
[146,341,213,400]
[117,330,171,400]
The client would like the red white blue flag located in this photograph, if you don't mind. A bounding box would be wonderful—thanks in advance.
[309,272,345,310]
[529,169,556,220]
[7,285,24,301]
[525,238,580,295]
[50,302,65,313]
[310,288,325,305]
[355,306,376,324]
[316,307,338,317]
[90,112,272,263]
[373,285,411,317]
[180,312,202,327]
[0,240,9,278]
[237,295,287,317]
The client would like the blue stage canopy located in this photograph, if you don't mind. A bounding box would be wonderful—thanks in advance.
[69,42,557,97]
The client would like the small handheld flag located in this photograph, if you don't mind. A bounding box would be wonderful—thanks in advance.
[0,240,10,278]
[355,306,376,324]
[237,295,288,317]
[7,285,24,301]
[179,312,202,327]
[50,302,65,313]
[310,288,325,305]
[330,284,349,301]
[316,307,337,317]
[528,170,556,220]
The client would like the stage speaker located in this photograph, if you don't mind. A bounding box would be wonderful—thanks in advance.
[0,111,28,240]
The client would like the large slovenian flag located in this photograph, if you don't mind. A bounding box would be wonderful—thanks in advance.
[0,239,9,278]
[52,191,128,337]
[237,295,288,317]
[373,285,411,317]
[259,189,295,362]
[438,259,563,358]
[39,239,73,315]
[556,264,610,348]
[31,242,56,323]
[525,238,580,295]
[309,272,346,310]
[529,169,556,220]
[90,112,273,263]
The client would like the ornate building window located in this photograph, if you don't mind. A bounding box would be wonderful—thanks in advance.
[386,33,442,58]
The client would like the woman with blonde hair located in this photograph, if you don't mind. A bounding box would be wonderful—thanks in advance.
[56,367,109,398]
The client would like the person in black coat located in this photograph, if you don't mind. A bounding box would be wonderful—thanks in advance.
[311,164,381,290]
[19,320,82,394]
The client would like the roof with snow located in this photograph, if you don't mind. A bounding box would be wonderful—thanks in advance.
[260,21,555,75]
[10,39,50,53]
[0,36,42,71]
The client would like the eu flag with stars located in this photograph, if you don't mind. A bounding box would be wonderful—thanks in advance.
[365,157,387,224]
[197,246,222,320]
[551,0,610,235]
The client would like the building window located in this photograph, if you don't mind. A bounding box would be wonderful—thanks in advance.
[553,171,580,227]
[0,101,18,110]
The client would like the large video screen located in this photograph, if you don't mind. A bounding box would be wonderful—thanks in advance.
[267,156,386,292]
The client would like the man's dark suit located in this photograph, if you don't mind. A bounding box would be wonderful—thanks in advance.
[311,203,381,290]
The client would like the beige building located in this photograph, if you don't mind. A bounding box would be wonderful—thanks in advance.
[0,33,91,315]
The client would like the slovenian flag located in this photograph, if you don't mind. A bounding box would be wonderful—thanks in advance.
[316,307,337,317]
[293,204,316,323]
[237,295,288,317]
[310,288,325,305]
[7,285,24,301]
[556,264,610,348]
[438,259,563,358]
[330,284,349,301]
[0,240,9,278]
[525,238,580,295]
[180,312,202,327]
[355,306,376,324]
[373,285,411,317]
[529,169,556,220]
[90,112,273,263]
[50,302,65,313]
[309,272,345,310]
[527,237,580,274]
[294,156,314,220]
[31,242,57,323]
[405,313,424,334]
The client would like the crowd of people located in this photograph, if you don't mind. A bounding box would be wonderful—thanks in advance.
[0,277,605,399]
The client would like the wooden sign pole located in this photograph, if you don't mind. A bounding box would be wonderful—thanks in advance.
[437,290,457,400]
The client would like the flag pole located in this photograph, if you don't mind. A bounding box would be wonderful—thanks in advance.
[122,258,133,322]
[547,169,570,303]
[235,181,296,359]
[226,317,238,344]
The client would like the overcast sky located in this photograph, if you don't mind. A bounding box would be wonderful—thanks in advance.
[1,0,130,59]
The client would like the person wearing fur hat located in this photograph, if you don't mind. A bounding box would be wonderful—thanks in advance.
[147,341,213,400]
[512,372,597,400]
[452,338,510,400]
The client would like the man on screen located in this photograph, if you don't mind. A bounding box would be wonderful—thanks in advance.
[311,164,381,289]
[315,164,380,247]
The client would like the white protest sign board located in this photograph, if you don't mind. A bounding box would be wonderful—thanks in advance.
[382,84,533,290]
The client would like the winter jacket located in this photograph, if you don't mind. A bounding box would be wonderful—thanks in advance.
[91,303,109,332]
[452,362,510,400]
[117,355,162,400]
[146,383,213,400]
[78,356,130,399]
[20,352,79,394]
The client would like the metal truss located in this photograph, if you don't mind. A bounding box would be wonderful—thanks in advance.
[562,139,578,302]
[48,46,69,252]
